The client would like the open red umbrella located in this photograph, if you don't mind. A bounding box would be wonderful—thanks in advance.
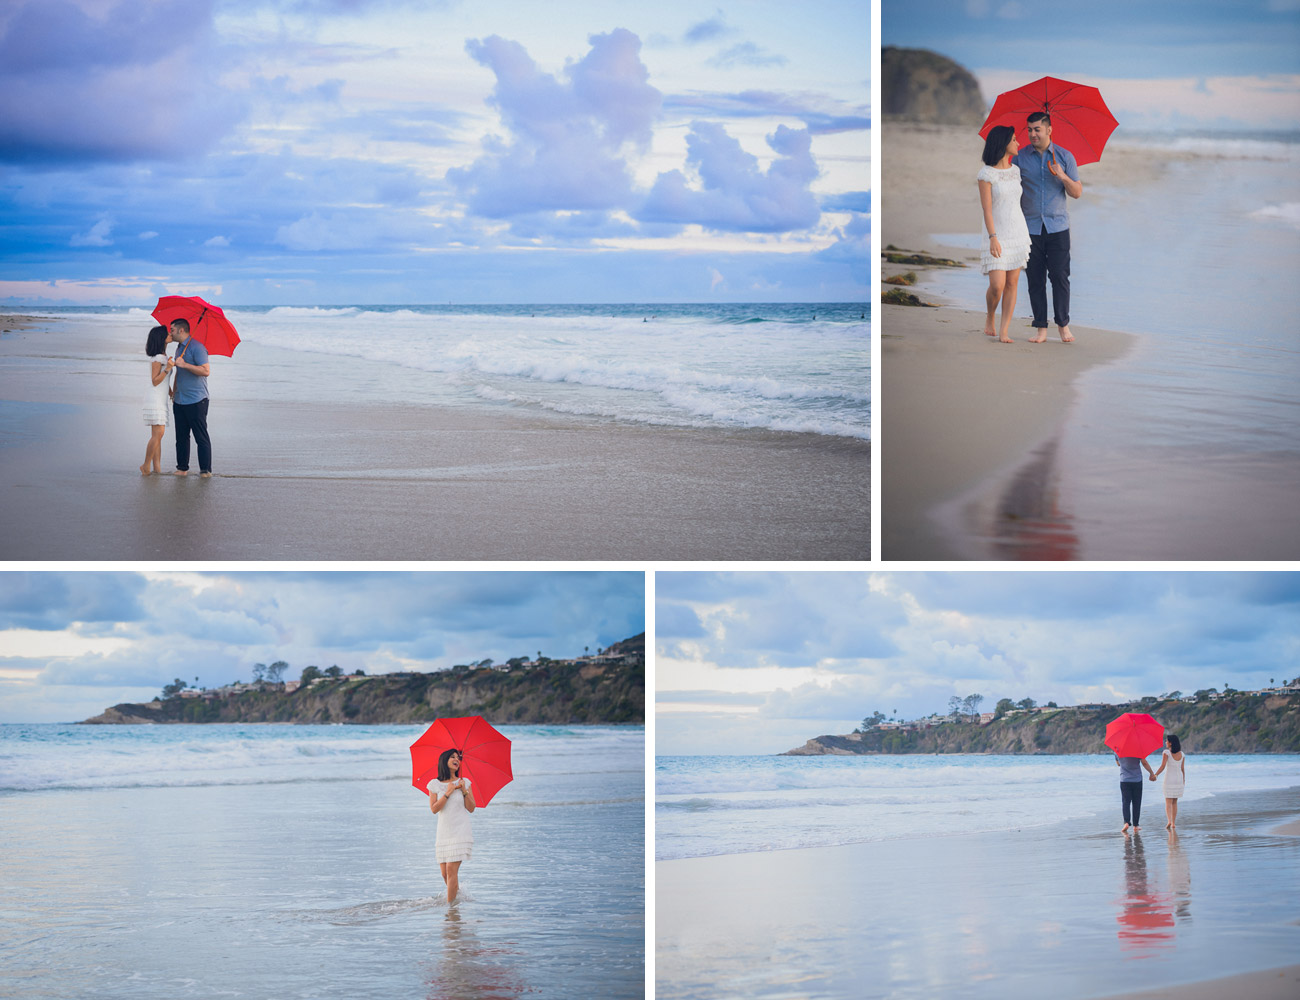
[410,716,513,807]
[1105,712,1164,759]
[151,295,241,357]
[979,76,1119,166]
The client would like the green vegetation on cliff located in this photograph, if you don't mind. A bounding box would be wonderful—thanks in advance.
[784,690,1300,755]
[84,634,644,726]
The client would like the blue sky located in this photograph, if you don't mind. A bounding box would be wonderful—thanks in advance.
[0,0,867,306]
[0,571,645,723]
[657,572,1300,755]
[886,0,1300,133]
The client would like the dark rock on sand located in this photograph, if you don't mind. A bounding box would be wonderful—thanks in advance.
[883,47,986,125]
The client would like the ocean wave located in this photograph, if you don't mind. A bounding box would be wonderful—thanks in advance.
[1251,202,1300,228]
[1113,135,1300,162]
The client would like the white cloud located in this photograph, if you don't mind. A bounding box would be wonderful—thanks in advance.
[203,235,230,247]
[69,217,114,247]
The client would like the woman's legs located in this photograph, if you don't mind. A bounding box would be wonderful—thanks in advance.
[439,861,449,886]
[984,271,1006,336]
[998,268,1021,343]
[1169,798,1179,830]
[142,425,165,474]
[444,860,462,903]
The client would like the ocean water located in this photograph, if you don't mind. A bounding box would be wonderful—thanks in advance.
[924,135,1300,558]
[14,302,869,440]
[0,724,644,999]
[655,752,1300,860]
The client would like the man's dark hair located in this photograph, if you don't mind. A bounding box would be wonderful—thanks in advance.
[1027,111,1051,127]
[436,748,461,782]
[1167,733,1181,754]
[145,325,168,356]
[170,318,190,334]
[982,125,1016,166]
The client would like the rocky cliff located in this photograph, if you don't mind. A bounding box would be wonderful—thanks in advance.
[83,637,644,726]
[784,692,1300,755]
[882,46,986,125]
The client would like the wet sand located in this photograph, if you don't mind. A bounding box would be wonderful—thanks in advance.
[0,316,868,560]
[657,785,1300,1000]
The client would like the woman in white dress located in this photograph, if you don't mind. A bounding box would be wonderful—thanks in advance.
[428,748,476,902]
[978,125,1032,343]
[141,325,174,475]
[1152,733,1186,831]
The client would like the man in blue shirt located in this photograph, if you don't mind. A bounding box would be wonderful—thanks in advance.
[169,318,213,476]
[1012,111,1083,343]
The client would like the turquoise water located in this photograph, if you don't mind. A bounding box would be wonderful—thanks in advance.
[1,724,644,999]
[13,302,870,440]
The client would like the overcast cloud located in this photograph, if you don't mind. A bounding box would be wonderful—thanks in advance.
[657,572,1300,755]
[0,571,644,723]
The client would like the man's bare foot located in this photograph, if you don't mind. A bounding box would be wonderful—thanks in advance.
[1121,823,1130,833]
[173,470,188,476]
[1059,326,1074,343]
[200,471,212,478]
[1030,329,1047,343]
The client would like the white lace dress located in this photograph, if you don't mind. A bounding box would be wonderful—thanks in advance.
[143,353,170,426]
[977,164,1031,274]
[1161,751,1186,799]
[432,778,474,863]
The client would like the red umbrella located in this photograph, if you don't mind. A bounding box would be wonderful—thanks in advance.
[979,76,1119,166]
[1105,712,1164,759]
[410,716,513,807]
[151,295,241,357]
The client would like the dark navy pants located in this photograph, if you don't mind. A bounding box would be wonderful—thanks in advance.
[1120,780,1143,827]
[174,398,212,473]
[1027,226,1071,328]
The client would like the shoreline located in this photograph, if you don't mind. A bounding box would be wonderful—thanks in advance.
[658,783,1300,999]
[0,316,868,560]
[881,121,1138,559]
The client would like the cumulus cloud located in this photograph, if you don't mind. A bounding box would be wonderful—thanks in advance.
[0,0,245,164]
[448,29,662,219]
[638,122,820,233]
[69,216,114,247]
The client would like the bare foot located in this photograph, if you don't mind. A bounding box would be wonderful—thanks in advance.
[1030,329,1047,343]
[999,334,1013,343]
[1165,822,1171,829]
[1121,823,1130,833]
[984,318,996,336]
[200,471,212,478]
[173,470,188,476]
[1059,326,1074,343]
[140,464,151,476]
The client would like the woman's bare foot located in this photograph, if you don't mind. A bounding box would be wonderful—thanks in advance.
[140,464,151,476]
[1059,326,1074,343]
[999,334,1013,343]
[984,318,996,336]
[1030,329,1047,343]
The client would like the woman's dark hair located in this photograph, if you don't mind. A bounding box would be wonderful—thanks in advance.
[146,325,168,357]
[982,125,1016,166]
[437,748,461,782]
[1167,734,1181,754]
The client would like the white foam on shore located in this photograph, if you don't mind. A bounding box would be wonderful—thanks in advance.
[1252,201,1300,227]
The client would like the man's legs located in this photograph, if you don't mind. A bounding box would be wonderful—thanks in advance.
[1046,228,1072,339]
[190,398,212,474]
[174,402,192,472]
[1026,226,1049,336]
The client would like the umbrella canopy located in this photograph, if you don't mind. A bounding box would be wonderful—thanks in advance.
[151,295,241,357]
[410,716,513,807]
[1105,712,1164,759]
[979,76,1119,166]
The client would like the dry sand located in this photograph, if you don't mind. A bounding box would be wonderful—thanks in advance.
[880,122,1136,559]
[1097,965,1300,1000]
[0,318,868,560]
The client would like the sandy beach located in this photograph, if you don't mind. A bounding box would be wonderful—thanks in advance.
[0,314,868,560]
[657,783,1300,1000]
[880,122,1300,560]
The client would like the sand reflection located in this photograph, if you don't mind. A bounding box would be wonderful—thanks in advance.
[422,905,528,1000]
[1115,835,1174,955]
[988,435,1079,560]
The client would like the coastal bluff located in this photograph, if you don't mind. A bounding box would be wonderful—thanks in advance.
[783,691,1300,755]
[882,46,985,125]
[82,634,644,726]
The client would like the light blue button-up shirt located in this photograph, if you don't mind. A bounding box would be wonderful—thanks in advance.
[172,338,210,405]
[1013,143,1078,235]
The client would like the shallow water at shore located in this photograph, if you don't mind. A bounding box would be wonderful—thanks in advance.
[918,143,1300,559]
[0,724,644,999]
